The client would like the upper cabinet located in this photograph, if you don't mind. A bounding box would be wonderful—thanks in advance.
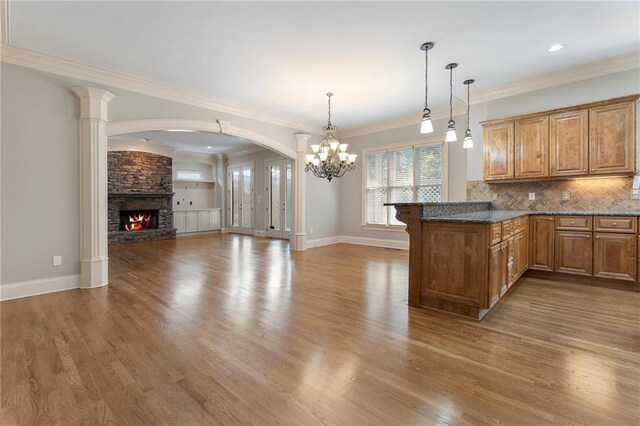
[482,96,638,182]
[483,121,514,181]
[589,102,636,175]
[549,110,588,177]
[515,116,549,179]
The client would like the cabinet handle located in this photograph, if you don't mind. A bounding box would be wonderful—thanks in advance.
[595,235,600,239]
[570,221,575,225]
[612,223,617,226]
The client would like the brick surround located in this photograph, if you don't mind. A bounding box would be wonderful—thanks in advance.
[108,151,176,244]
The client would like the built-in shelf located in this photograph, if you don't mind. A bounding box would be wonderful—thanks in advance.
[172,179,215,184]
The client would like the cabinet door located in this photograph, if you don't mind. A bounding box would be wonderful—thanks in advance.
[515,116,549,179]
[210,209,221,230]
[488,242,508,307]
[593,233,637,281]
[517,229,529,276]
[549,110,588,177]
[529,215,554,271]
[173,211,186,234]
[185,211,198,232]
[483,121,514,181]
[554,231,592,276]
[197,210,211,231]
[589,102,636,175]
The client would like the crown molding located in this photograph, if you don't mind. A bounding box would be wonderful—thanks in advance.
[0,44,321,134]
[226,146,268,159]
[339,51,640,139]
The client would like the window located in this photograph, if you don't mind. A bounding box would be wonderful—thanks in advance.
[364,142,446,227]
[176,170,202,181]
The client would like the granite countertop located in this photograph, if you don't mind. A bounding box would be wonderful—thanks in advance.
[423,210,531,224]
[422,210,640,224]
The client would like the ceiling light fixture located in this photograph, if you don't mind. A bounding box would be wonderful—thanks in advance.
[419,41,435,134]
[547,44,564,52]
[305,93,356,182]
[207,146,212,149]
[445,63,458,142]
[463,79,475,149]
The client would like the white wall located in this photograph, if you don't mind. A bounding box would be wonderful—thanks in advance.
[173,156,217,209]
[1,64,80,284]
[337,69,640,243]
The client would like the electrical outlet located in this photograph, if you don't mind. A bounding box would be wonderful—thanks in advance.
[561,191,571,201]
[528,193,536,201]
[632,189,640,200]
[309,228,314,235]
[52,256,62,267]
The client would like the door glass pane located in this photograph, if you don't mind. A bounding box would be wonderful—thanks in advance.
[241,168,252,228]
[285,164,292,232]
[269,165,281,231]
[231,170,240,227]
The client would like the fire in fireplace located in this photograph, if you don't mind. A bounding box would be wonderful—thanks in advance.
[119,210,158,231]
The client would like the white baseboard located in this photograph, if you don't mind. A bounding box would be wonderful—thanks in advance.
[253,230,266,237]
[339,235,409,250]
[307,236,341,248]
[176,230,221,237]
[306,235,408,250]
[1,274,81,301]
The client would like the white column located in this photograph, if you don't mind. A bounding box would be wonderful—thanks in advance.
[216,153,228,231]
[73,87,115,288]
[292,133,310,251]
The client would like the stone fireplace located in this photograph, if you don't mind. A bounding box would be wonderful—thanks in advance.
[108,151,176,244]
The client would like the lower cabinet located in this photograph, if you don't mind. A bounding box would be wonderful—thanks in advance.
[508,231,528,286]
[489,241,508,307]
[174,209,222,234]
[529,215,554,271]
[593,233,637,281]
[554,231,593,276]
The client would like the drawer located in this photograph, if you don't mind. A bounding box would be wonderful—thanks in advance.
[594,216,637,234]
[490,223,502,245]
[555,216,592,231]
[502,216,527,239]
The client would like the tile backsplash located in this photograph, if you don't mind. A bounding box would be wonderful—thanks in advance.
[467,177,640,212]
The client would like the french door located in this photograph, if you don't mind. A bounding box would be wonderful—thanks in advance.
[228,163,254,234]
[265,159,292,239]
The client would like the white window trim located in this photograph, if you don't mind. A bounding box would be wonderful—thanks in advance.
[361,137,448,230]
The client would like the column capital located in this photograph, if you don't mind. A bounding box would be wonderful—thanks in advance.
[72,87,115,121]
[294,133,311,152]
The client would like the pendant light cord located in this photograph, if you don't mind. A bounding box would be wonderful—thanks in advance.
[466,83,470,130]
[449,66,453,124]
[424,49,429,112]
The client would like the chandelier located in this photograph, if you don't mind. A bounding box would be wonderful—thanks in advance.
[305,93,356,182]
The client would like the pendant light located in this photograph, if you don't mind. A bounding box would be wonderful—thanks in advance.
[463,79,475,149]
[444,63,458,142]
[419,42,435,134]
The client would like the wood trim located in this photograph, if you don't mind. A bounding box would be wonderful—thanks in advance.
[526,269,639,292]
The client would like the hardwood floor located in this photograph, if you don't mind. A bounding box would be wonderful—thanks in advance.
[2,233,639,425]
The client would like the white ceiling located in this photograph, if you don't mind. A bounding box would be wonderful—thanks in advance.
[109,131,257,155]
[10,1,640,129]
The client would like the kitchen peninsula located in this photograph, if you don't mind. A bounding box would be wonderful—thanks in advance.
[389,202,640,320]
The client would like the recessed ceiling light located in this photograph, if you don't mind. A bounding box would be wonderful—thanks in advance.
[166,129,196,132]
[547,44,564,52]
[207,146,212,149]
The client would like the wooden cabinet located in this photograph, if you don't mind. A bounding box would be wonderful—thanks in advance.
[549,110,588,176]
[507,231,528,286]
[174,208,222,234]
[197,210,211,231]
[185,211,198,232]
[594,216,637,234]
[482,96,637,182]
[589,102,636,175]
[593,233,637,281]
[488,241,508,307]
[529,215,554,271]
[483,121,514,181]
[554,231,592,276]
[515,116,549,179]
[555,215,592,232]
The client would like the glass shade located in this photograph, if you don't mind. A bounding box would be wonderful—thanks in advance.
[420,117,433,134]
[318,152,329,162]
[312,157,320,166]
[311,144,321,153]
[463,135,473,149]
[445,127,457,142]
[305,154,316,164]
[338,152,348,162]
[347,154,357,163]
[329,141,340,152]
[339,144,349,152]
